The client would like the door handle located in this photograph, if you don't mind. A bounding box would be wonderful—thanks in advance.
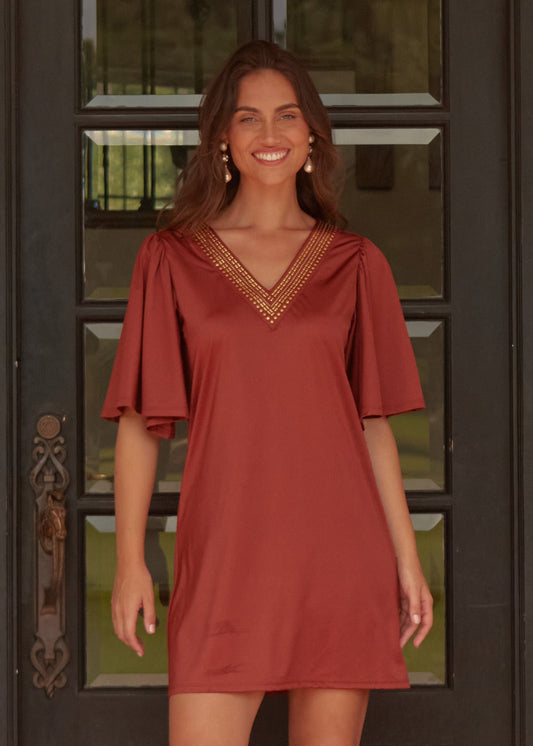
[29,415,71,698]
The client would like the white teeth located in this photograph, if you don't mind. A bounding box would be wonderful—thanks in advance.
[254,150,287,162]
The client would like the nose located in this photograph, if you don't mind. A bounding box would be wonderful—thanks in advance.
[259,118,281,144]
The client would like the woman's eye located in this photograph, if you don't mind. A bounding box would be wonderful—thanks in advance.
[280,113,297,120]
[239,116,257,123]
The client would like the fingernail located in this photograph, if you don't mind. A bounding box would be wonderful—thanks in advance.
[413,614,421,624]
[148,624,156,634]
[137,651,143,657]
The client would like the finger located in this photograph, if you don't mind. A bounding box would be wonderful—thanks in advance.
[141,587,157,635]
[398,591,421,647]
[413,593,434,648]
[399,618,418,648]
[122,603,145,657]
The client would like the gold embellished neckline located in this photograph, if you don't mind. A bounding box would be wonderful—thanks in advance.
[192,221,337,327]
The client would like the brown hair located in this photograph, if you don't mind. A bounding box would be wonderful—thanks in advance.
[159,41,345,233]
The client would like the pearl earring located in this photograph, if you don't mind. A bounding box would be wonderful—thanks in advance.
[304,134,315,174]
[220,141,232,183]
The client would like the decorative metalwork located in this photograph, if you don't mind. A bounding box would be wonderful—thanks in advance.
[29,415,70,698]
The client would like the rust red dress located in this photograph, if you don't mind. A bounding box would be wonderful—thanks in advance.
[101,221,425,695]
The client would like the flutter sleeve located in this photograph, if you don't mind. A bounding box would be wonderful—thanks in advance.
[345,237,425,425]
[100,232,189,439]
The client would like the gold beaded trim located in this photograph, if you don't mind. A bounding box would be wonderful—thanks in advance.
[193,221,336,327]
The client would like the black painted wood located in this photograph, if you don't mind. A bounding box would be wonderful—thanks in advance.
[519,0,533,744]
[1,0,18,744]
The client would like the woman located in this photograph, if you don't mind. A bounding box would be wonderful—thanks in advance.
[101,40,433,746]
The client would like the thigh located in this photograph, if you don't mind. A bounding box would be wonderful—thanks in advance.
[288,688,370,746]
[169,690,265,746]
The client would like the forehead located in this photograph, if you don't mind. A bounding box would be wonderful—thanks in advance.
[236,69,298,107]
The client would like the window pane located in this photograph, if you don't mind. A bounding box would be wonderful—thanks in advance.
[279,0,442,106]
[82,128,443,300]
[85,515,175,686]
[337,128,443,299]
[404,513,446,685]
[83,130,198,300]
[81,0,247,107]
[84,323,188,494]
[396,320,445,491]
[85,512,446,687]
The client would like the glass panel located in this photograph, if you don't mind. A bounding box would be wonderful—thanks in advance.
[337,128,443,299]
[404,513,446,685]
[84,323,188,494]
[279,0,442,106]
[81,0,245,108]
[83,128,443,300]
[85,512,445,687]
[85,515,175,687]
[83,130,199,300]
[396,320,445,491]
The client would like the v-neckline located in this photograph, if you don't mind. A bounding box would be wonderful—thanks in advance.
[206,221,319,294]
[192,220,337,327]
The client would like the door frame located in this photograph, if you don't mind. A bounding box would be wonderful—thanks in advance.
[1,0,18,744]
[1,0,531,743]
[518,0,533,741]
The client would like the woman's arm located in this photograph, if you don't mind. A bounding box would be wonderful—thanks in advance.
[112,406,161,656]
[363,416,433,647]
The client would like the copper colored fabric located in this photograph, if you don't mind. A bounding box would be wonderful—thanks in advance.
[101,222,425,694]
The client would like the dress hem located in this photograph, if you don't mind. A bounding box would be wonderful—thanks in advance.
[168,678,410,697]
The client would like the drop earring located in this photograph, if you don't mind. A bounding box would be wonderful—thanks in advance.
[304,134,315,174]
[220,141,232,183]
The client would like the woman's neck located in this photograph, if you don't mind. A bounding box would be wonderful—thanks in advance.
[214,178,313,232]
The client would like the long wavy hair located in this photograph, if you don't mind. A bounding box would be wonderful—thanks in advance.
[160,41,345,232]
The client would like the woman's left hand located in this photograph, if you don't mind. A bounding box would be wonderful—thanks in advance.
[397,559,433,648]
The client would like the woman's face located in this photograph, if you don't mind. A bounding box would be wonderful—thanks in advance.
[225,69,311,187]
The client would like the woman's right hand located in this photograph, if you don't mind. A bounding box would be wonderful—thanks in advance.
[111,562,157,657]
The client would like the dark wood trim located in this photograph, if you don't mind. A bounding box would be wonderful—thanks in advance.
[1,0,19,743]
[509,1,524,743]
[519,0,533,743]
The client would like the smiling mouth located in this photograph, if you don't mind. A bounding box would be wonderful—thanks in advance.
[252,149,289,163]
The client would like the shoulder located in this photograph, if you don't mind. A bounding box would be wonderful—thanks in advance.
[332,228,390,269]
[135,228,191,268]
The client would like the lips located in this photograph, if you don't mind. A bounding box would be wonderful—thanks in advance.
[252,149,289,163]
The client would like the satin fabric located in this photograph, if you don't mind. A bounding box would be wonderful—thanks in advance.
[101,223,425,694]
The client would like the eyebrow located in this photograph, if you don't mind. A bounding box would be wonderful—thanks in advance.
[234,103,301,113]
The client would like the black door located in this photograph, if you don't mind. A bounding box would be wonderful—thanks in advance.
[2,0,524,743]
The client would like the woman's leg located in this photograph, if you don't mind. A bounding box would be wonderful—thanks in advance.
[288,688,369,746]
[169,691,265,746]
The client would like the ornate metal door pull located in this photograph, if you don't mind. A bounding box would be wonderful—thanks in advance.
[29,415,71,697]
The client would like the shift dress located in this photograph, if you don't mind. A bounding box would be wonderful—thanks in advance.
[100,220,425,695]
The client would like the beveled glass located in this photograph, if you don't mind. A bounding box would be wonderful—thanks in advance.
[83,130,198,300]
[280,0,442,105]
[85,514,176,686]
[396,320,445,491]
[81,0,244,107]
[403,513,446,684]
[82,128,443,300]
[85,512,445,687]
[84,323,188,494]
[337,128,444,299]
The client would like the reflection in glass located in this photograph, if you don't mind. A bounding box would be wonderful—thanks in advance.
[396,320,445,491]
[281,0,442,105]
[337,128,443,298]
[83,128,443,300]
[404,513,446,684]
[83,130,198,299]
[85,515,175,687]
[81,0,243,107]
[84,323,188,494]
[85,512,445,687]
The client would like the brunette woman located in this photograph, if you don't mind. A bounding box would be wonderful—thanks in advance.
[101,40,433,746]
